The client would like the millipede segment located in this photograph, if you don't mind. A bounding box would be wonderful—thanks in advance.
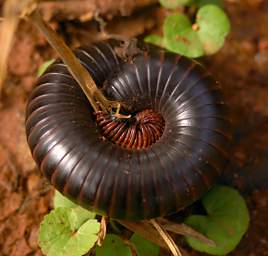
[95,109,165,150]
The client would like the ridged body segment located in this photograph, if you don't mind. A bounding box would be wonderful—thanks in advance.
[25,40,231,220]
[94,109,165,150]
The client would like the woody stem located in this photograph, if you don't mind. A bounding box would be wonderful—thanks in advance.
[27,9,122,114]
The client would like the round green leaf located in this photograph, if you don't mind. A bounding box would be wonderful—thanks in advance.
[96,234,132,256]
[144,35,163,47]
[185,185,250,256]
[38,59,54,76]
[159,0,191,9]
[196,5,230,54]
[131,233,160,256]
[39,208,100,256]
[163,14,204,58]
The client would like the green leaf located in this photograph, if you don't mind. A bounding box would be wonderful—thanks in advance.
[54,191,78,209]
[131,233,160,256]
[194,0,222,7]
[38,59,54,76]
[159,0,191,9]
[68,207,96,230]
[39,208,100,256]
[54,191,96,223]
[96,234,132,256]
[144,35,163,47]
[162,5,230,57]
[196,5,230,54]
[163,14,204,58]
[185,185,250,256]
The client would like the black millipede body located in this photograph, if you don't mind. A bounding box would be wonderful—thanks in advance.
[25,40,231,220]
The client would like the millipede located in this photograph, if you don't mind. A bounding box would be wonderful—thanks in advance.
[25,39,231,220]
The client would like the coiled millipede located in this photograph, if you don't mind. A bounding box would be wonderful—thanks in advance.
[25,40,231,220]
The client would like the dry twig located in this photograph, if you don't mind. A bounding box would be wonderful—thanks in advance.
[0,0,37,97]
[161,219,216,247]
[97,216,108,246]
[118,218,216,255]
[151,219,182,256]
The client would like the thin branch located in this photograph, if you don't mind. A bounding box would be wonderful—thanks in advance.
[118,218,216,254]
[160,219,216,247]
[150,219,182,256]
[27,9,102,112]
[118,219,183,255]
[26,9,130,118]
[0,1,19,96]
[0,17,18,93]
[0,0,37,96]
[118,220,169,249]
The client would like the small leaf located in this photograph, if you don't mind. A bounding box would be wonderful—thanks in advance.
[185,185,250,256]
[163,14,204,58]
[96,234,132,256]
[194,0,222,7]
[159,0,191,9]
[144,35,163,47]
[54,191,96,226]
[131,233,160,256]
[54,191,78,209]
[196,5,230,54]
[68,207,96,230]
[39,208,100,256]
[38,59,54,76]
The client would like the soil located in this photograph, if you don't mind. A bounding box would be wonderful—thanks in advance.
[0,0,268,255]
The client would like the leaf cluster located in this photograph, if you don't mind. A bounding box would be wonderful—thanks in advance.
[39,192,160,256]
[145,0,230,57]
[38,186,249,256]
